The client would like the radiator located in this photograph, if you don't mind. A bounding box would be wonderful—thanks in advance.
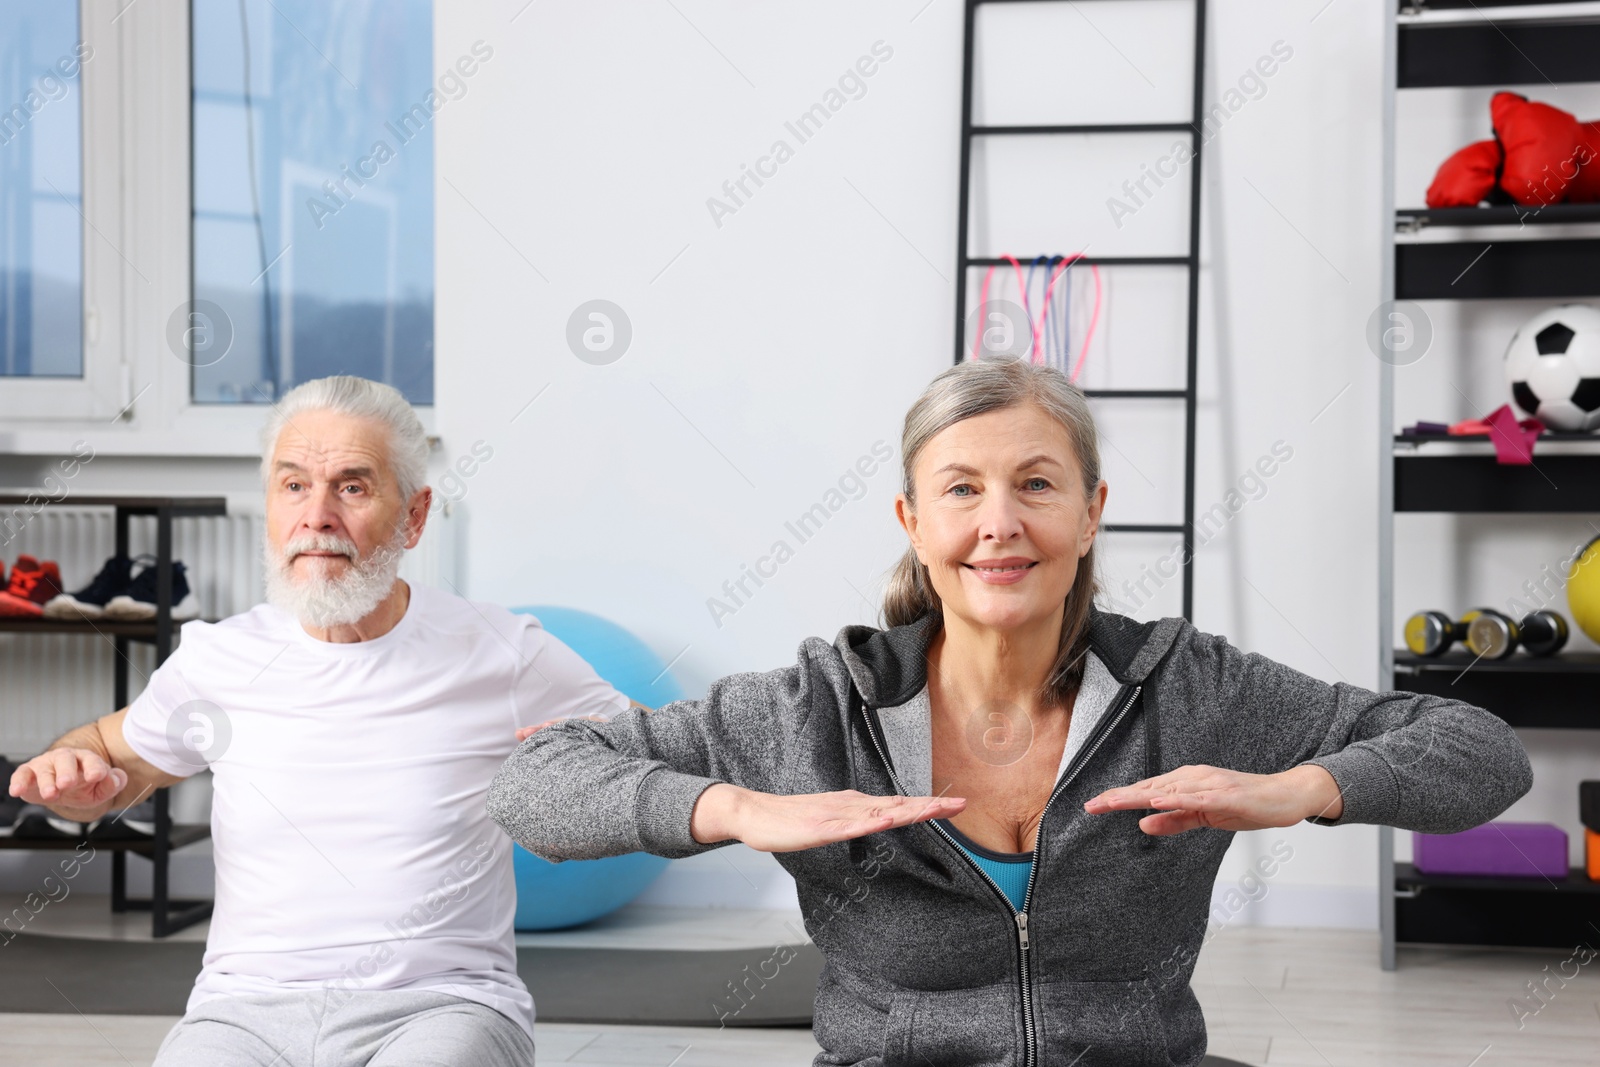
[0,502,457,758]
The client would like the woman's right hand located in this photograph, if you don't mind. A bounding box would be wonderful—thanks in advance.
[691,783,965,853]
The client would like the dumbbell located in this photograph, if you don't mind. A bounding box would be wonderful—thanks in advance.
[1522,611,1569,656]
[1467,608,1568,659]
[1403,610,1468,657]
[1403,608,1502,656]
[1404,608,1569,658]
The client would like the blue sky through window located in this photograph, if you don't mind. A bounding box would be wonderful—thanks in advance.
[0,6,84,379]
[192,0,434,404]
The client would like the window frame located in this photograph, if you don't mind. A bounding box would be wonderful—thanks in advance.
[0,1,120,423]
[1,0,434,459]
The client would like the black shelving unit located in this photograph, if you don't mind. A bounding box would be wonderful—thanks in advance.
[1379,0,1600,968]
[951,0,1207,620]
[1394,450,1600,512]
[1394,863,1600,950]
[1394,650,1600,730]
[1398,8,1600,88]
[0,492,224,937]
[1396,202,1600,228]
[1398,238,1600,301]
[1396,430,1600,443]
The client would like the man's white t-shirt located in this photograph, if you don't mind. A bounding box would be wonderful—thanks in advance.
[122,583,630,1041]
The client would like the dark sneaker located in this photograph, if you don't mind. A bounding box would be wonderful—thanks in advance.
[0,759,22,838]
[13,804,100,839]
[120,798,157,835]
[91,799,157,841]
[103,559,199,621]
[0,556,65,618]
[43,554,136,620]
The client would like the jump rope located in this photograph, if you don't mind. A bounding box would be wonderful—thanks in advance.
[970,253,1103,380]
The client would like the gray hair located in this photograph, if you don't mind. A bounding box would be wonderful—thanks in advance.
[883,357,1103,705]
[259,376,429,502]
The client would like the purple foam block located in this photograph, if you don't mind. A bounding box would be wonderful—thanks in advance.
[1414,822,1568,879]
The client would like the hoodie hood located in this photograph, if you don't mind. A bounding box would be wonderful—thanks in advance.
[834,607,1187,708]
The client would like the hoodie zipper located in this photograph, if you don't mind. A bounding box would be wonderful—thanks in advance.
[857,683,1142,1067]
[1014,683,1141,1067]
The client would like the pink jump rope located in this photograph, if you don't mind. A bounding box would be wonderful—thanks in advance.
[971,253,1102,380]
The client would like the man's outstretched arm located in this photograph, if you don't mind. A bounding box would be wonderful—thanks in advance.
[9,708,186,823]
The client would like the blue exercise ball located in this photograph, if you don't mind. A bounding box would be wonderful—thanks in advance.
[506,606,681,930]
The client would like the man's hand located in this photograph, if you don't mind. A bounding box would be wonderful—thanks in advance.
[690,783,966,853]
[514,714,612,744]
[9,748,129,821]
[514,701,652,743]
[1083,763,1344,835]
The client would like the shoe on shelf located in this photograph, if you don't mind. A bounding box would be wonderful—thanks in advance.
[118,798,155,836]
[0,759,23,838]
[102,558,199,622]
[12,804,100,839]
[0,556,65,618]
[89,798,157,841]
[43,554,135,621]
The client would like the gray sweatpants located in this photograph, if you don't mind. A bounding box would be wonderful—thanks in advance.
[151,988,534,1067]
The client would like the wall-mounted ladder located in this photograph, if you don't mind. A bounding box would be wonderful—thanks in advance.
[951,0,1208,620]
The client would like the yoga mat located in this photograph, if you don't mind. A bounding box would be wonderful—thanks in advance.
[520,943,820,1027]
[0,933,203,1015]
[0,933,820,1026]
[0,933,1262,1062]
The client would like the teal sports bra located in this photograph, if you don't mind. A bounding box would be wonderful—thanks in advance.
[938,818,1032,912]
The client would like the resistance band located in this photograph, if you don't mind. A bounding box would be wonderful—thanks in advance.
[972,253,1103,381]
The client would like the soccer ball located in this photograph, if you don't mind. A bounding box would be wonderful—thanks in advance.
[1504,304,1600,432]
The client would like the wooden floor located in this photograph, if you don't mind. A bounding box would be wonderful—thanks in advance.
[4,919,1596,1065]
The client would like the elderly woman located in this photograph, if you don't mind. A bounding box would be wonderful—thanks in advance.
[488,358,1530,1067]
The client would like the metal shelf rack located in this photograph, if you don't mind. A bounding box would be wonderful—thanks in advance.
[1378,0,1600,968]
[0,492,225,937]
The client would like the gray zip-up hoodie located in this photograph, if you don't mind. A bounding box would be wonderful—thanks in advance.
[487,609,1532,1067]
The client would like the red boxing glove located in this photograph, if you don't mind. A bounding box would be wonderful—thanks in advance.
[1564,120,1600,203]
[1426,139,1503,208]
[1492,91,1584,206]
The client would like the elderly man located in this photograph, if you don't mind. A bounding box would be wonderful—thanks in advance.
[8,376,635,1066]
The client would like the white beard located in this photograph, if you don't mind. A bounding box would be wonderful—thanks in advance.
[262,524,408,630]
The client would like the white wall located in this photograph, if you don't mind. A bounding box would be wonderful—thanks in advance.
[0,0,1577,931]
[431,0,1482,930]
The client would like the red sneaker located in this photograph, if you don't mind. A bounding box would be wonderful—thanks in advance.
[0,556,65,617]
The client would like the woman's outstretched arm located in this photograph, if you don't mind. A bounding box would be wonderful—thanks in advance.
[1085,623,1533,836]
[486,638,962,861]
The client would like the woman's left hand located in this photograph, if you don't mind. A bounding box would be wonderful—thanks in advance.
[1083,764,1344,835]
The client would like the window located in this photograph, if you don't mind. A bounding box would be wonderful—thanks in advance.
[0,2,434,450]
[0,6,86,379]
[190,0,435,405]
